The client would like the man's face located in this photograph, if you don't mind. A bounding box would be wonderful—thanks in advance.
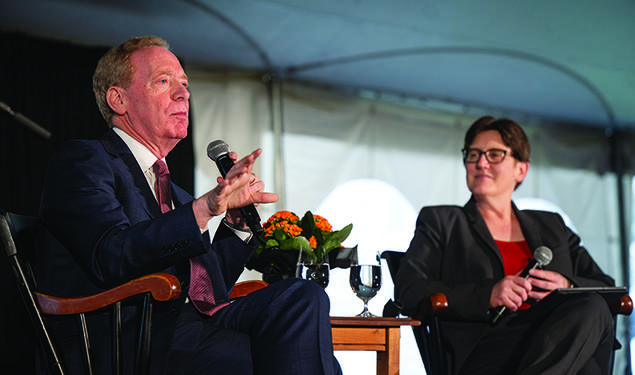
[123,46,190,155]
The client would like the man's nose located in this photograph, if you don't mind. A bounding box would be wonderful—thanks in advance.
[173,84,190,101]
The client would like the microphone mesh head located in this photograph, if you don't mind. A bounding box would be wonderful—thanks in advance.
[207,140,230,161]
[534,246,553,266]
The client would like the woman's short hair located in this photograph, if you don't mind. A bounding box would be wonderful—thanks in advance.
[92,36,169,126]
[463,116,531,163]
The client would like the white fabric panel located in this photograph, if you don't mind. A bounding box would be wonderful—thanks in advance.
[189,73,276,246]
[281,84,472,212]
[189,72,271,199]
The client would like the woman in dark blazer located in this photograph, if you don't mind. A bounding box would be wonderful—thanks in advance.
[395,116,615,375]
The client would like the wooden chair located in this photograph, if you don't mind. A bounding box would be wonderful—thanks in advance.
[1,210,182,374]
[380,250,633,375]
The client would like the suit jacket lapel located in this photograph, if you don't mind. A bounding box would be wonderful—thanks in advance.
[464,196,503,265]
[100,129,162,218]
[513,203,542,255]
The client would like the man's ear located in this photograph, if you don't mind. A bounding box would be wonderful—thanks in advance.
[106,87,127,115]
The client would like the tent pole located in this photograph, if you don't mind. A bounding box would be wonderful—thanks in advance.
[609,129,631,374]
[264,73,286,210]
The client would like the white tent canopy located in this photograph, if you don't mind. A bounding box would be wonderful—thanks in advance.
[2,0,635,130]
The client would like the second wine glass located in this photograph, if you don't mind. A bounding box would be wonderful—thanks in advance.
[349,264,382,317]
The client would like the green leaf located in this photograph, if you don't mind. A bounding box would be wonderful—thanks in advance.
[273,226,288,242]
[301,211,317,237]
[314,228,325,247]
[279,236,311,251]
[323,224,353,253]
[279,237,318,262]
[265,239,279,249]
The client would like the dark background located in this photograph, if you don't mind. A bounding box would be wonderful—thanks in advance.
[1,32,194,373]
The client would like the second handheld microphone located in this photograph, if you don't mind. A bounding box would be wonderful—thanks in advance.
[207,140,264,239]
[490,246,553,324]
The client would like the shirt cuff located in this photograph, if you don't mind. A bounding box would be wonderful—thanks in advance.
[222,217,253,243]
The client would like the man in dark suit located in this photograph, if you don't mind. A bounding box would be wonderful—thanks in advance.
[36,36,341,375]
[395,117,615,375]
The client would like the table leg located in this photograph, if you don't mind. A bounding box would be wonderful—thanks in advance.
[376,327,400,375]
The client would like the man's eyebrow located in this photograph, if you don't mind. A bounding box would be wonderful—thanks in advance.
[154,69,188,81]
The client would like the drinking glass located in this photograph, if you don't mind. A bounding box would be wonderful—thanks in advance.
[296,260,330,288]
[349,264,382,317]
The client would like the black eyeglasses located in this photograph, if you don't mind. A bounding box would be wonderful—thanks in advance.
[462,148,508,164]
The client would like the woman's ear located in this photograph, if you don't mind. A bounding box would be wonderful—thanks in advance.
[106,87,127,115]
[515,161,530,184]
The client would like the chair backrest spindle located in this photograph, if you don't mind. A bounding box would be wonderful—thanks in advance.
[1,210,66,375]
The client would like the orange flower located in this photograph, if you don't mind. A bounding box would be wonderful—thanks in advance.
[313,215,332,233]
[264,219,303,238]
[264,220,286,236]
[263,210,302,239]
[283,223,303,237]
[266,210,299,225]
[309,236,317,249]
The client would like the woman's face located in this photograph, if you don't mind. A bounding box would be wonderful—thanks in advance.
[465,130,528,200]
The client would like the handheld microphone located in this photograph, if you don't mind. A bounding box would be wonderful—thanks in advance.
[490,246,553,324]
[207,140,264,240]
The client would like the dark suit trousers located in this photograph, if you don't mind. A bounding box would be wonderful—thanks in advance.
[168,278,342,375]
[459,293,614,375]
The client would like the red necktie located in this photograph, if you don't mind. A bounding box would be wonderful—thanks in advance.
[153,160,172,214]
[152,160,226,316]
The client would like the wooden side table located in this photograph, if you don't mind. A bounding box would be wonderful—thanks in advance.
[330,316,420,375]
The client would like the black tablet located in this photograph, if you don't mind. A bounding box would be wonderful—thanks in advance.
[552,286,627,298]
[559,285,626,305]
[509,286,628,324]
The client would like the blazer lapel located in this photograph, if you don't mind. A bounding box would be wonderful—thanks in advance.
[513,203,543,255]
[100,129,162,218]
[464,196,504,265]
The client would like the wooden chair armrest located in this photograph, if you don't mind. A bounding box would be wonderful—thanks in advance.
[229,280,268,300]
[408,291,632,322]
[611,294,633,316]
[36,272,181,315]
[414,292,448,321]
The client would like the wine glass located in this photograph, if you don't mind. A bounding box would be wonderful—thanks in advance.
[349,264,382,317]
[296,249,330,288]
[296,261,330,288]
